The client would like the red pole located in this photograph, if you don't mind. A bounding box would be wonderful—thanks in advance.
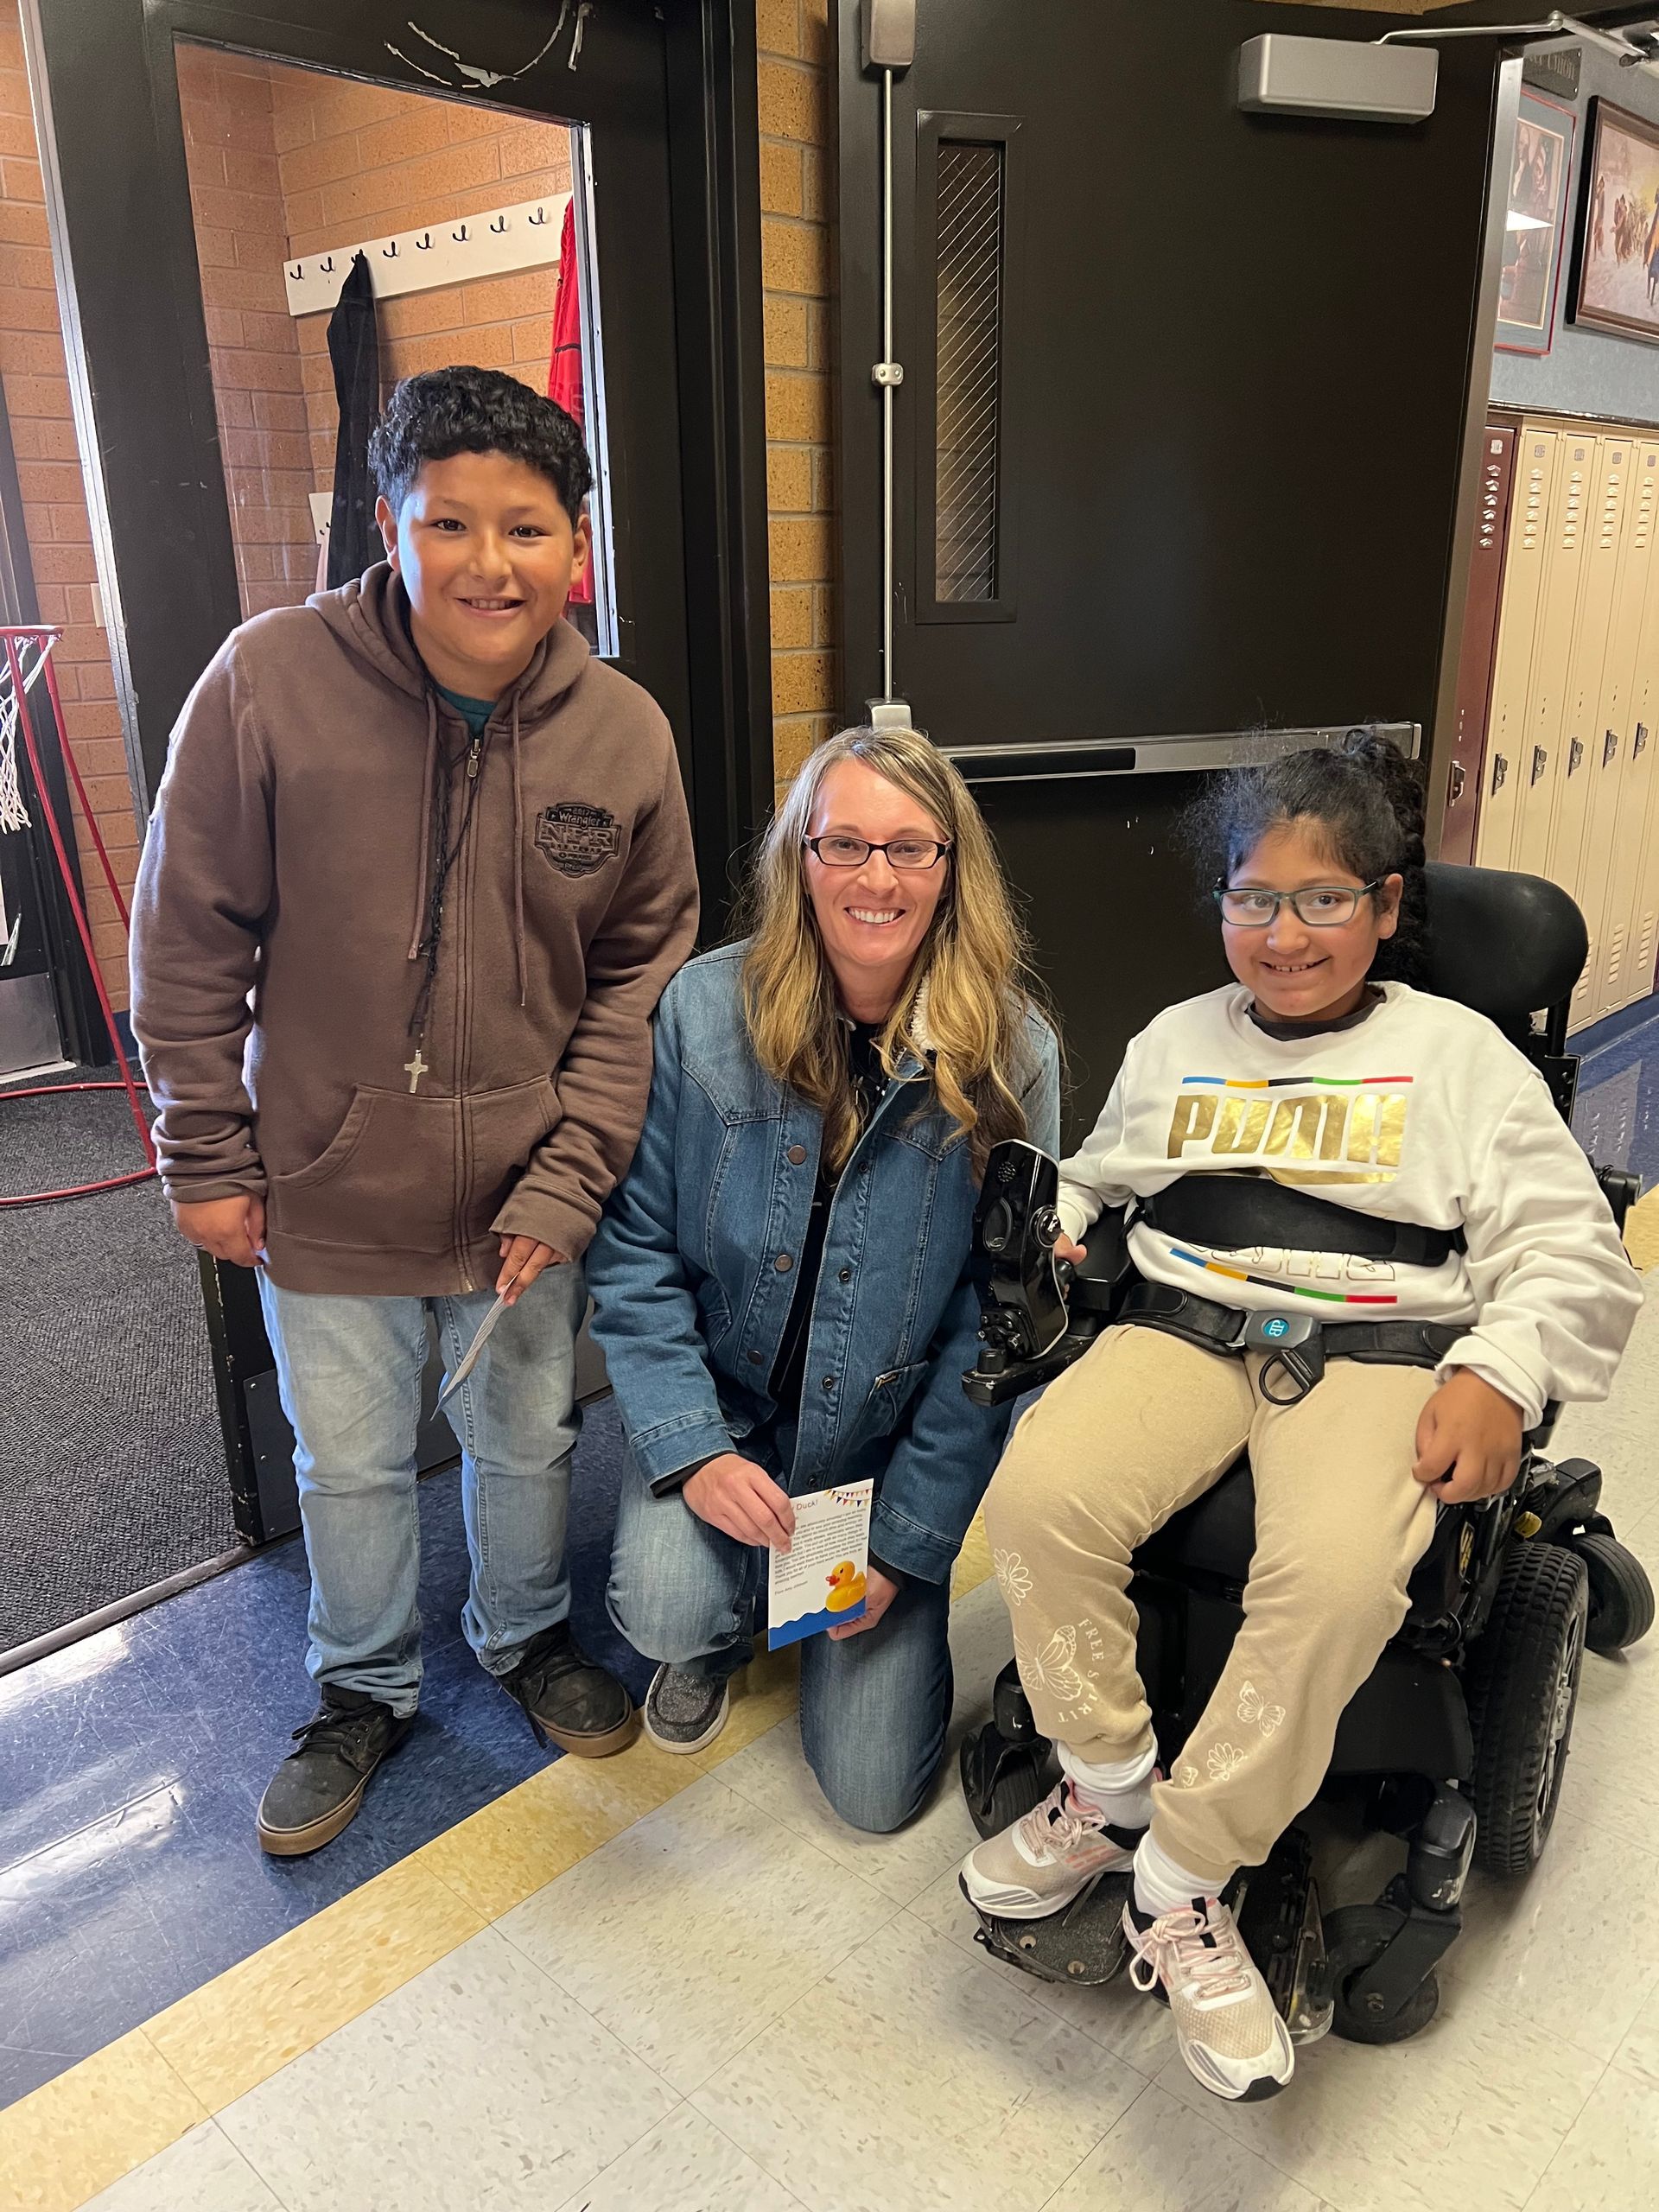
[41,649,132,931]
[3,632,155,1169]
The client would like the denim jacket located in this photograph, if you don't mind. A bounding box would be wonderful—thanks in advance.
[587,944,1061,1584]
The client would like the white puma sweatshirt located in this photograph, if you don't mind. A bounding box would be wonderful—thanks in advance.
[1057,982,1642,1427]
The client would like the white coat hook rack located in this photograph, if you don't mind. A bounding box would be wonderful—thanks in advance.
[282,193,571,317]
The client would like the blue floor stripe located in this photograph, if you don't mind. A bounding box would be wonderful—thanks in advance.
[0,1399,645,2111]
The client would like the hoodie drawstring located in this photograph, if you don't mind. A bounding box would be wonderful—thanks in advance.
[407,689,439,963]
[510,693,526,1008]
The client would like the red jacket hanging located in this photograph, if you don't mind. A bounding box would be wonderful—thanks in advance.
[548,197,594,607]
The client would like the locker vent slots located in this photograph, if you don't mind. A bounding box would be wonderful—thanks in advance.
[934,140,1004,604]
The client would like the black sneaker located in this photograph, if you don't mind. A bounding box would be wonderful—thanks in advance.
[256,1687,414,1857]
[643,1662,731,1755]
[498,1621,639,1757]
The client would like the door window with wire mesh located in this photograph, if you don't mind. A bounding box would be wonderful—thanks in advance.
[917,114,1020,623]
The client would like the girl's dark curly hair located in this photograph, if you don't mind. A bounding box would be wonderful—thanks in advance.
[1189,731,1429,986]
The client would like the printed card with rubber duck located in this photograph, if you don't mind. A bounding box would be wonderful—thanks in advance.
[767,1479,874,1649]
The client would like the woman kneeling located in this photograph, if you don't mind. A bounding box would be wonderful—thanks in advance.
[589,726,1058,1832]
[961,734,1639,2101]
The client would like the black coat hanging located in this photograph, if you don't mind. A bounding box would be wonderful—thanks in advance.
[325,252,381,588]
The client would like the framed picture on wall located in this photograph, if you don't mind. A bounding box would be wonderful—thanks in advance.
[1496,89,1575,355]
[1570,98,1659,346]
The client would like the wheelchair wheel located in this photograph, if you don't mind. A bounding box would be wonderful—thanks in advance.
[1465,1543,1588,1878]
[1572,1532,1656,1655]
[1321,1904,1439,2044]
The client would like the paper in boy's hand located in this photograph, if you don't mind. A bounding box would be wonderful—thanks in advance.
[767,1479,874,1649]
[436,1293,510,1410]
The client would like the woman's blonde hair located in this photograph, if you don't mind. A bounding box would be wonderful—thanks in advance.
[737,725,1044,1174]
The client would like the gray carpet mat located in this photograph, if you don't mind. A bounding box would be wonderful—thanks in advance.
[0,1069,234,1653]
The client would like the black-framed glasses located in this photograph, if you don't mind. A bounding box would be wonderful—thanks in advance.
[804,835,953,871]
[1214,881,1382,927]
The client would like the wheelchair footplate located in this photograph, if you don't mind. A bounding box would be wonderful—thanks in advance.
[962,1826,1333,2042]
[1234,1827,1333,2046]
[961,1872,1132,1988]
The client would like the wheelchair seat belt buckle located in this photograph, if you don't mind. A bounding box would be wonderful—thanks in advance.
[1246,1311,1325,1402]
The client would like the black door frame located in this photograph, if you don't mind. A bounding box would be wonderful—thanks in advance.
[22,0,773,1539]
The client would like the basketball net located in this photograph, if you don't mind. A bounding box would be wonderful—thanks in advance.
[0,627,52,835]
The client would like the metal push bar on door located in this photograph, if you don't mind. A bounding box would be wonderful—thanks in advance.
[939,721,1421,787]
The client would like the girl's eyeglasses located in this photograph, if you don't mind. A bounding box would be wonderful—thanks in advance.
[1215,881,1381,927]
[804,836,952,871]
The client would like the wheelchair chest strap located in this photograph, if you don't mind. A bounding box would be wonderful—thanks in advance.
[1135,1175,1466,1269]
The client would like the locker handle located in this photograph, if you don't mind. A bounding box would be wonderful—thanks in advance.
[1569,738,1585,774]
[1637,723,1649,759]
[1491,753,1508,794]
[1604,729,1618,768]
[1447,761,1466,806]
[1530,745,1548,785]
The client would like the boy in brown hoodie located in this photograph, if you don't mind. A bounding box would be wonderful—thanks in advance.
[130,367,699,1853]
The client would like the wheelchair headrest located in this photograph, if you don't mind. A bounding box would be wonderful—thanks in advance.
[1422,863,1586,1025]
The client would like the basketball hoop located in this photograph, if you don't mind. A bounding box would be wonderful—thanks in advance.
[1,626,158,1206]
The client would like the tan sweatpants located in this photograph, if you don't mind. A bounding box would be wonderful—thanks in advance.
[982,1324,1440,1891]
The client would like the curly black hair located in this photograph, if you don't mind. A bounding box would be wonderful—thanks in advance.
[367,365,593,521]
[1187,731,1429,986]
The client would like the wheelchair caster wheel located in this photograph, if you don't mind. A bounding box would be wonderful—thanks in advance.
[958,1721,1057,1840]
[1321,1904,1440,2045]
[1573,1533,1655,1654]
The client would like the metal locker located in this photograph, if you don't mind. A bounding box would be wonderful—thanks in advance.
[1590,440,1659,1019]
[1618,443,1659,1012]
[1510,431,1593,881]
[1475,429,1559,872]
[1548,436,1627,1030]
[1441,428,1516,866]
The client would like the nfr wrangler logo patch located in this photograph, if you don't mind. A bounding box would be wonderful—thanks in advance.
[536,802,621,878]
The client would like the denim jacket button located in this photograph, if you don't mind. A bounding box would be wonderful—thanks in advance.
[838,1266,852,1284]
[748,1349,763,1363]
[774,1252,793,1272]
[821,1375,836,1391]
[787,1144,807,1165]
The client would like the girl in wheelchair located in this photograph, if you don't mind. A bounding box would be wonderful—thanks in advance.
[961,733,1641,2102]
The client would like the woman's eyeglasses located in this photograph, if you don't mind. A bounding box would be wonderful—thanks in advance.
[1215,881,1381,927]
[804,836,952,871]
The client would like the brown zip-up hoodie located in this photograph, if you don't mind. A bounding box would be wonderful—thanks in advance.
[130,564,699,1294]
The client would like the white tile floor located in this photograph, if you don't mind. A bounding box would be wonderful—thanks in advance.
[86,1283,1659,2212]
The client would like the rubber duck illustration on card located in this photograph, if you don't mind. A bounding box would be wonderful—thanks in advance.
[825,1560,867,1611]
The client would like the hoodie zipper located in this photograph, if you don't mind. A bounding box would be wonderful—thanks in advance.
[453,732,486,1288]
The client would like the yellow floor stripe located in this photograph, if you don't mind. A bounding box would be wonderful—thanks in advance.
[0,2031,206,2212]
[0,1611,853,2209]
[1626,1185,1659,1274]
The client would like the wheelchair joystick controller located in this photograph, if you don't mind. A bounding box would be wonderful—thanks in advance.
[969,1142,1074,1392]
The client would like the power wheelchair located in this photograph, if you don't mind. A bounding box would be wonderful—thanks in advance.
[958,862,1654,2047]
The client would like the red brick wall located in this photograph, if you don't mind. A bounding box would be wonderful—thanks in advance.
[0,0,135,1011]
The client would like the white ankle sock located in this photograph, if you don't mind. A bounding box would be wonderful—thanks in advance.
[1133,1831,1222,1921]
[1057,1741,1156,1829]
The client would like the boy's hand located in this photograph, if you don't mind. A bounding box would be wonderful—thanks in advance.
[1412,1370,1525,1504]
[496,1235,565,1305]
[173,1194,266,1268]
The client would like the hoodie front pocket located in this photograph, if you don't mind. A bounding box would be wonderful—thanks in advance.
[268,1086,461,1254]
[460,1077,563,1244]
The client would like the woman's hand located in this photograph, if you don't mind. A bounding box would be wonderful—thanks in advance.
[1412,1370,1525,1504]
[683,1454,797,1550]
[827,1563,901,1641]
[173,1194,265,1267]
[496,1236,565,1305]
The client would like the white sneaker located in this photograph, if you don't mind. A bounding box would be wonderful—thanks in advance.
[959,1780,1142,1920]
[1123,1895,1294,2101]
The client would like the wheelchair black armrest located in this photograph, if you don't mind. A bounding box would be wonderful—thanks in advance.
[1595,1164,1641,1236]
[1070,1209,1135,1317]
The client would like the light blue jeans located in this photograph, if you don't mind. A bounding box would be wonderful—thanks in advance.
[257,1262,586,1716]
[607,1432,954,1834]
